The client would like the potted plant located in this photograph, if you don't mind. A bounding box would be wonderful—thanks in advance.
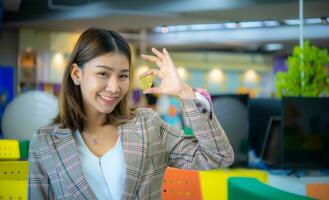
[275,41,329,97]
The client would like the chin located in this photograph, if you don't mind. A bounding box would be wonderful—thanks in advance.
[100,107,115,114]
[99,104,119,114]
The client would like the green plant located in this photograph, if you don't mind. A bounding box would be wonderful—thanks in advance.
[275,41,329,97]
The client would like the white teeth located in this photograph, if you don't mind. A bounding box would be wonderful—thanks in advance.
[99,94,116,101]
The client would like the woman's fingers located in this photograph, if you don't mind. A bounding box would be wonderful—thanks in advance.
[162,48,174,64]
[151,47,165,60]
[141,54,162,66]
[162,48,169,57]
[142,47,168,62]
[139,68,159,78]
[143,87,161,94]
[141,47,174,69]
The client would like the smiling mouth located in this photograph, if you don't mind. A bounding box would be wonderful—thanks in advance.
[98,94,118,104]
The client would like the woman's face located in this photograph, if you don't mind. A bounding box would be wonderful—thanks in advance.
[73,53,130,117]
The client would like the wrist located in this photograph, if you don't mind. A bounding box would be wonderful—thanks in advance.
[176,84,195,99]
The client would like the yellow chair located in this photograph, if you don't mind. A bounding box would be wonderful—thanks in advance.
[0,139,20,160]
[200,168,268,200]
[0,161,29,200]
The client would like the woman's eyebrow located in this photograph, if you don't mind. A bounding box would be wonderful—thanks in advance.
[96,65,129,72]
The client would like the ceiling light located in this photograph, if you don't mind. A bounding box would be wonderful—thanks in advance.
[171,25,189,32]
[284,19,300,25]
[52,52,65,70]
[242,70,260,83]
[239,21,263,28]
[161,26,169,33]
[188,24,209,31]
[263,20,280,27]
[208,68,226,83]
[189,24,224,31]
[305,18,321,24]
[224,22,238,29]
[264,43,283,51]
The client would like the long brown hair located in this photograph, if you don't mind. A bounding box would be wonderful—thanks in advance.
[53,28,135,132]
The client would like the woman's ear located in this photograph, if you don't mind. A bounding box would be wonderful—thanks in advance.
[70,63,81,85]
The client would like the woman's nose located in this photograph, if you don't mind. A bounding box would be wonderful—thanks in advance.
[105,77,120,93]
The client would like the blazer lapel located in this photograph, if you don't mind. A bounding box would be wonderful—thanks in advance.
[49,126,96,199]
[120,119,147,199]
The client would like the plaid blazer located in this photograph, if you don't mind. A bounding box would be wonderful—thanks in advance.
[28,98,234,199]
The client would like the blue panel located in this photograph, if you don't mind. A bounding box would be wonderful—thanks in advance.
[0,66,15,138]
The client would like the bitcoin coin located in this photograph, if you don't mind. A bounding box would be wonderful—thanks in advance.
[138,75,153,90]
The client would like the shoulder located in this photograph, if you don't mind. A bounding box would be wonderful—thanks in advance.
[36,123,72,136]
[29,124,55,147]
[37,124,57,135]
[30,124,71,149]
[28,125,55,155]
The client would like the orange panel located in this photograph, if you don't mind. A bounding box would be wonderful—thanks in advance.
[162,167,202,200]
[306,183,329,200]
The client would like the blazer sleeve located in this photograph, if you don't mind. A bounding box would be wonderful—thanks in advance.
[149,98,234,170]
[28,131,54,199]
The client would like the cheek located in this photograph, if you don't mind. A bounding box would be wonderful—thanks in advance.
[121,79,130,90]
[81,77,103,94]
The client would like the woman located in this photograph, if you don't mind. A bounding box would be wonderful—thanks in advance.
[28,28,234,199]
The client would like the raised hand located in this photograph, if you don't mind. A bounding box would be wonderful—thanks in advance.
[140,48,195,99]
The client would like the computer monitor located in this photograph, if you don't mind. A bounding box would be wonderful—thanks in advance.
[248,98,282,157]
[260,116,282,168]
[282,97,329,169]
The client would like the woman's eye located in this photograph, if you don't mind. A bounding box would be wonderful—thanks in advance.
[119,74,129,79]
[98,72,108,78]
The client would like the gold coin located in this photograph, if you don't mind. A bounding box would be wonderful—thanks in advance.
[138,75,153,90]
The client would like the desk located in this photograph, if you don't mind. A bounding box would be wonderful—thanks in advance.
[268,173,329,199]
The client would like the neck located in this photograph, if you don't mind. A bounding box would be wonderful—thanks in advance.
[84,114,117,133]
[84,112,108,133]
[85,121,104,133]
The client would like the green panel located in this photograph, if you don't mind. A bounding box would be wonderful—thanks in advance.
[19,140,29,160]
[228,177,314,200]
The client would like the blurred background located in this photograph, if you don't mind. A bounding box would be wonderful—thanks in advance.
[0,0,328,199]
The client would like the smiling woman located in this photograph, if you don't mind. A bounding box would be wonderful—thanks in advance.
[28,28,234,200]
